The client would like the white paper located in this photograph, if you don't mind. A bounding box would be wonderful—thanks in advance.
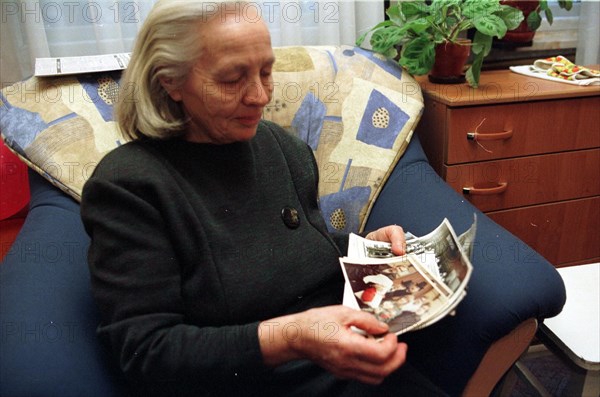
[35,53,131,76]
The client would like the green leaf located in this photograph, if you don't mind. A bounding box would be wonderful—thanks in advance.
[470,40,484,55]
[386,4,403,26]
[367,20,397,31]
[399,37,435,75]
[472,30,493,57]
[383,47,399,60]
[405,17,431,34]
[369,26,406,54]
[428,0,445,16]
[527,11,542,31]
[355,20,396,47]
[465,58,482,88]
[401,1,428,18]
[544,8,554,25]
[473,14,507,38]
[463,0,500,19]
[497,5,524,31]
[560,0,573,11]
[356,31,369,46]
[465,31,491,88]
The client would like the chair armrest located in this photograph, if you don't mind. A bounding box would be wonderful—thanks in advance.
[0,170,125,397]
[365,135,565,395]
[462,318,538,397]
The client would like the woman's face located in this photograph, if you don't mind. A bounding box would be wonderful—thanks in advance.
[167,15,275,144]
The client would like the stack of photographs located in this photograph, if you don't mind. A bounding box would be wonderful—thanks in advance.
[340,216,476,336]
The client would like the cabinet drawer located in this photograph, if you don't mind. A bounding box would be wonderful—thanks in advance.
[446,97,600,164]
[443,149,600,212]
[487,197,600,266]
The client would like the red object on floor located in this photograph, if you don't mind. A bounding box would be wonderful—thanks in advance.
[0,140,30,261]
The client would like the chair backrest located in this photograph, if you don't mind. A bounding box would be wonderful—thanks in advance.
[0,45,424,233]
[267,45,424,232]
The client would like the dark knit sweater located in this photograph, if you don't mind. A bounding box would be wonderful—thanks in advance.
[80,121,348,396]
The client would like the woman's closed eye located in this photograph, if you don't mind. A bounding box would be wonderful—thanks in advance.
[222,75,243,85]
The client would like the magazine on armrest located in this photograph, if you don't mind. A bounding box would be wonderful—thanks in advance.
[340,215,477,336]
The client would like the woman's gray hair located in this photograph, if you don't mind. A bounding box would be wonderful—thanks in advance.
[116,0,247,140]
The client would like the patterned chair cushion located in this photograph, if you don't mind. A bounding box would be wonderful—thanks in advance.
[0,45,423,233]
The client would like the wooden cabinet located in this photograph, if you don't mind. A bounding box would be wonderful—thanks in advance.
[415,69,600,267]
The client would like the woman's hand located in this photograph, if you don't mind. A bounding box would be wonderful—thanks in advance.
[365,225,406,256]
[258,305,407,385]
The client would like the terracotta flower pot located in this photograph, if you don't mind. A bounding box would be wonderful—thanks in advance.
[498,0,540,46]
[429,39,471,84]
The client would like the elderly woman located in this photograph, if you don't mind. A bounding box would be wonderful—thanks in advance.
[80,1,446,396]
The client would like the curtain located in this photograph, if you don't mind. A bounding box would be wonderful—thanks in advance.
[0,1,155,84]
[261,0,383,47]
[2,1,597,87]
[576,1,600,65]
[0,1,384,85]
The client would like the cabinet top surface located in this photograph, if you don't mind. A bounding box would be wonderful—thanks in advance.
[416,67,600,107]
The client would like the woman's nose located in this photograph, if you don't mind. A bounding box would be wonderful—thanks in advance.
[242,77,272,106]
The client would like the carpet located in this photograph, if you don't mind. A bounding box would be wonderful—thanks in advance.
[501,344,595,397]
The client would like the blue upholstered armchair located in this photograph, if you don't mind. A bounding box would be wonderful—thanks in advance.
[0,46,565,396]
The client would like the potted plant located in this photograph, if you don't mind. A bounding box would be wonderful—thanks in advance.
[356,0,524,88]
[498,0,573,45]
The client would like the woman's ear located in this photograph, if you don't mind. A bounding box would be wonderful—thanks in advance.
[159,77,182,102]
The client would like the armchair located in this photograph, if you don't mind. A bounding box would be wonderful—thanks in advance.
[0,46,566,396]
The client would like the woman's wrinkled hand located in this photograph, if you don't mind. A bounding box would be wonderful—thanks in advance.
[365,225,406,256]
[259,305,407,385]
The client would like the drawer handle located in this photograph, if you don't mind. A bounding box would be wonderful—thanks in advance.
[463,182,508,195]
[467,129,513,141]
